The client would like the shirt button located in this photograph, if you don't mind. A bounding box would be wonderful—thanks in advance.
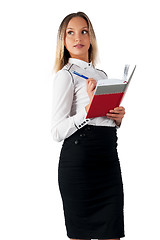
[75,140,79,144]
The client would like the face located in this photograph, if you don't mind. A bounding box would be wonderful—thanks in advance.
[64,17,91,62]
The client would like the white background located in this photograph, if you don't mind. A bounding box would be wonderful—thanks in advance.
[0,0,160,239]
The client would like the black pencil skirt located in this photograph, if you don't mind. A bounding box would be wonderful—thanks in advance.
[58,124,125,239]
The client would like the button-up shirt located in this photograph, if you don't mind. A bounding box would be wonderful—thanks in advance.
[51,58,117,142]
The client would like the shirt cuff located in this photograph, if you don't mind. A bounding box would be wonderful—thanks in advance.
[73,107,91,129]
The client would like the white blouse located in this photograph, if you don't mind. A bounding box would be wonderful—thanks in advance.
[51,58,117,142]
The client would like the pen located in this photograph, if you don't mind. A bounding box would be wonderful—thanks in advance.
[72,71,88,79]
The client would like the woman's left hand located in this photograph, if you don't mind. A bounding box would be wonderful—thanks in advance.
[106,106,125,127]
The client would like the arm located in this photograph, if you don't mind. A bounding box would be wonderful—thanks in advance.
[51,70,91,142]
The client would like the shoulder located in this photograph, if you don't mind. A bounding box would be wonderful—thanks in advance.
[54,63,74,84]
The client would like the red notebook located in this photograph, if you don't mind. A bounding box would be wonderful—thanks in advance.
[86,65,136,119]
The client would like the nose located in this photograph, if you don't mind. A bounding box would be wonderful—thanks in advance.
[75,32,81,42]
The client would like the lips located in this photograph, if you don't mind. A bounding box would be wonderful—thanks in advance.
[74,44,84,49]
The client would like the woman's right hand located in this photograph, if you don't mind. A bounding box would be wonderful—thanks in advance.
[86,78,97,102]
[85,78,97,113]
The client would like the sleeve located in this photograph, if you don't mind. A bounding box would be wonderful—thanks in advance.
[51,70,91,142]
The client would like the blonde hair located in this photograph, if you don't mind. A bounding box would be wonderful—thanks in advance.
[54,12,98,72]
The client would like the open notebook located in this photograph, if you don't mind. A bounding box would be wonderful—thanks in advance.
[86,65,136,119]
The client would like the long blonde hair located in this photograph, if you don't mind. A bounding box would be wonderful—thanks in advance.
[54,12,98,72]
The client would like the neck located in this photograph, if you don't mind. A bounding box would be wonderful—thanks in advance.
[70,54,89,63]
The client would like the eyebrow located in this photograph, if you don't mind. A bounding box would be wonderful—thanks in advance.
[66,26,88,30]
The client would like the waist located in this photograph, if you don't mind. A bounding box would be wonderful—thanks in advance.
[64,124,117,146]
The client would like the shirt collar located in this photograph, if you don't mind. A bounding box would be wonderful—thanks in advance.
[69,58,93,69]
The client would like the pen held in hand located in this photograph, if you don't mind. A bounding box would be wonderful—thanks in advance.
[72,71,88,79]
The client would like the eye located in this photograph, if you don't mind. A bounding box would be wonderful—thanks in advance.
[82,30,88,34]
[67,31,74,35]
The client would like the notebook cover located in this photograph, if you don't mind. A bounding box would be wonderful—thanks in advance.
[86,92,124,118]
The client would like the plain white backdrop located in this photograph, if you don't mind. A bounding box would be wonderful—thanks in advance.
[0,0,160,239]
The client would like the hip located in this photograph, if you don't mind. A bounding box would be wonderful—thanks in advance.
[59,125,119,165]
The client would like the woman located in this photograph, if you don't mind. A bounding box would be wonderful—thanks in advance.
[51,12,125,240]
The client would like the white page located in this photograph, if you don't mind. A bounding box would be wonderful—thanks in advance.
[97,78,125,86]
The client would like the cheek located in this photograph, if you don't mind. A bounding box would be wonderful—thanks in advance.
[84,36,90,46]
[65,37,72,49]
[85,39,91,50]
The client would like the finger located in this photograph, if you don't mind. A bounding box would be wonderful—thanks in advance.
[107,116,120,121]
[107,113,124,119]
[114,106,125,111]
[87,79,97,84]
[90,83,94,90]
[107,116,123,121]
[87,81,93,88]
[107,115,120,119]
[109,110,119,114]
[87,78,95,83]
[87,82,96,92]
[110,108,125,114]
[88,81,96,89]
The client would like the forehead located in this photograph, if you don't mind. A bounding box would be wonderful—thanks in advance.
[67,17,88,29]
